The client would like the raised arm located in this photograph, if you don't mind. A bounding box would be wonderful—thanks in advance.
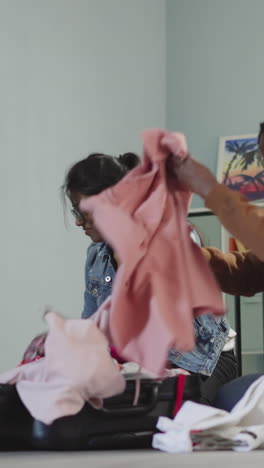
[205,184,264,262]
[170,155,264,261]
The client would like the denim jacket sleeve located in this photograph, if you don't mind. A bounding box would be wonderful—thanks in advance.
[82,242,115,319]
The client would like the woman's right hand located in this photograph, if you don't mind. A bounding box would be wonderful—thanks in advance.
[22,332,47,362]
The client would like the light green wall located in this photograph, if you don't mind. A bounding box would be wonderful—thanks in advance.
[166,0,264,208]
[0,0,166,371]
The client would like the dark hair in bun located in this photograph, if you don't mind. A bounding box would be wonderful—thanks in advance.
[63,151,140,197]
[118,152,140,171]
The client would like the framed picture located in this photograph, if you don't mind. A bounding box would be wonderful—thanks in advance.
[217,134,264,201]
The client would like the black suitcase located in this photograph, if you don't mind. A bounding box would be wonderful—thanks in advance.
[0,374,201,451]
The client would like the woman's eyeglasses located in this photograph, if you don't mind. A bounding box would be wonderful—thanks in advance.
[71,208,86,222]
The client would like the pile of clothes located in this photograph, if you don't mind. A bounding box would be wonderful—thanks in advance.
[153,375,264,453]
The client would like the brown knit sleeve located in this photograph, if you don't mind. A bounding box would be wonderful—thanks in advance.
[201,246,264,296]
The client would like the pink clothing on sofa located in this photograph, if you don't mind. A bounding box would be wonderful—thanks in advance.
[81,129,225,377]
[0,312,125,424]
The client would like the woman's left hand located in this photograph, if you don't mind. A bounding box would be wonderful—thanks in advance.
[168,153,219,199]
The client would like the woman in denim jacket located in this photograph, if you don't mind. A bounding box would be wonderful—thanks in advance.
[62,151,237,405]
[23,151,237,403]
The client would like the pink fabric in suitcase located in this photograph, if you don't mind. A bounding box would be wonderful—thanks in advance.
[0,312,125,424]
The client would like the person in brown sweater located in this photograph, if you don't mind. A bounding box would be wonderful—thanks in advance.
[170,121,264,297]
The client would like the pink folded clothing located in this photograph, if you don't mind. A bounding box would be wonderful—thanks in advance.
[81,129,225,377]
[0,312,125,424]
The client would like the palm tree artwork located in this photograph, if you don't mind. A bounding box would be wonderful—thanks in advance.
[220,136,264,201]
